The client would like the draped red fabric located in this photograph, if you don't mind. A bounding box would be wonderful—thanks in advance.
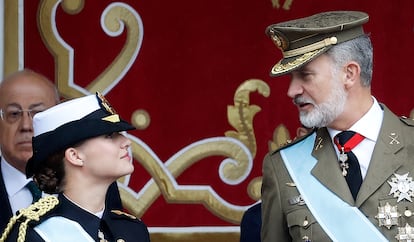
[22,0,414,232]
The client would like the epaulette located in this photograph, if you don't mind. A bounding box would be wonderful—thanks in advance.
[270,128,316,155]
[0,196,59,241]
[400,116,414,127]
[111,210,140,220]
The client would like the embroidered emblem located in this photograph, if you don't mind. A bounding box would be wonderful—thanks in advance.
[288,195,305,206]
[111,209,137,220]
[388,173,414,202]
[97,92,116,115]
[375,202,400,229]
[395,223,414,241]
[389,132,400,145]
[314,136,323,151]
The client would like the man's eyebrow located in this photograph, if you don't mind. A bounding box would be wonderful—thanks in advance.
[4,103,46,109]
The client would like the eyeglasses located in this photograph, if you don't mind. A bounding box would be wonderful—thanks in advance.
[0,108,45,123]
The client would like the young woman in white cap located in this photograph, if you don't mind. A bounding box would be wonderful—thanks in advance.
[1,92,150,242]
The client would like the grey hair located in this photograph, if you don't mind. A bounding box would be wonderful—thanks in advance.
[325,34,373,87]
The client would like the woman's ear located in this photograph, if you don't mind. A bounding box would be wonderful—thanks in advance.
[344,61,361,88]
[64,148,84,167]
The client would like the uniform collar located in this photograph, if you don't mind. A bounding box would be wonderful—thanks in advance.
[328,96,383,141]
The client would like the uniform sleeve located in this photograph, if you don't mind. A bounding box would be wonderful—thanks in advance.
[261,152,290,242]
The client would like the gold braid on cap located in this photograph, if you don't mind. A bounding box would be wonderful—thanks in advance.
[272,48,325,75]
[0,196,59,242]
[283,36,338,58]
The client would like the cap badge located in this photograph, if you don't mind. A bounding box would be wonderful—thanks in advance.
[102,114,121,123]
[97,92,117,115]
[388,173,414,202]
[269,30,288,51]
[375,202,400,229]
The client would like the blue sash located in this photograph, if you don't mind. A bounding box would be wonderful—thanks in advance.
[34,216,95,242]
[280,133,387,242]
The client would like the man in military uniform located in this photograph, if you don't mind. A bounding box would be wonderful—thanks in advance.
[261,11,414,241]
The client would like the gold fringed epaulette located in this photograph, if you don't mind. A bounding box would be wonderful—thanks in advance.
[0,196,59,242]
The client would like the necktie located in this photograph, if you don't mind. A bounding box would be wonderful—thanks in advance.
[26,181,42,203]
[334,131,364,200]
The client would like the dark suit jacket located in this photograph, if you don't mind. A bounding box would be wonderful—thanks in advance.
[0,163,13,233]
[240,203,261,242]
[261,105,414,241]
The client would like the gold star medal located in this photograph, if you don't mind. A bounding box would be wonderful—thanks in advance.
[388,173,414,202]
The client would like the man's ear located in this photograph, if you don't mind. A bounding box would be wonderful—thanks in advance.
[344,61,361,88]
[65,148,84,167]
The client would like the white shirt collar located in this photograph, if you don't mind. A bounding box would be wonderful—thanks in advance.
[328,96,383,140]
[1,156,32,197]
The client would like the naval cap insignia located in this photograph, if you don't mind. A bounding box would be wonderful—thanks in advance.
[388,173,414,202]
[97,92,117,115]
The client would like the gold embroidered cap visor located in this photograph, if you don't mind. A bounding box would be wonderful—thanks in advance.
[26,92,135,177]
[265,11,369,77]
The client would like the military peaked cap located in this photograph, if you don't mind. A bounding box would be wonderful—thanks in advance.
[266,11,369,76]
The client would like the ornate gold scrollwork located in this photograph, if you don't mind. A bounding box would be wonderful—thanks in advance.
[120,79,272,223]
[37,0,143,98]
[271,0,293,10]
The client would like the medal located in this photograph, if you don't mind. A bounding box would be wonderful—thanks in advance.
[338,148,349,176]
[388,173,414,202]
[395,224,414,241]
[333,133,364,177]
[98,230,108,242]
[375,202,400,229]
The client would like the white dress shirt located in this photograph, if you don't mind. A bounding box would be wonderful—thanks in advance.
[328,97,384,179]
[1,157,38,214]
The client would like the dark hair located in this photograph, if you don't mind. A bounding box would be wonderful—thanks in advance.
[33,150,66,194]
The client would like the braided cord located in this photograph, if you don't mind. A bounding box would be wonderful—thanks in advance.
[0,196,59,242]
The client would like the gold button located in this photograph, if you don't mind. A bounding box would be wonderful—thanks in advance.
[117,239,125,242]
[303,220,309,226]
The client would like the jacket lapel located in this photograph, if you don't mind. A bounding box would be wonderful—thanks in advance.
[356,106,405,206]
[0,160,14,231]
[311,128,355,205]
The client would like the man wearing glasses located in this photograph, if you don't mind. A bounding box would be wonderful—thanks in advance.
[0,69,60,232]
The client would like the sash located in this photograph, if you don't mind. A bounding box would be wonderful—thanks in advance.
[34,216,95,242]
[280,133,387,242]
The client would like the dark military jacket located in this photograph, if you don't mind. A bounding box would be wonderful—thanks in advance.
[261,105,414,241]
[4,193,150,242]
